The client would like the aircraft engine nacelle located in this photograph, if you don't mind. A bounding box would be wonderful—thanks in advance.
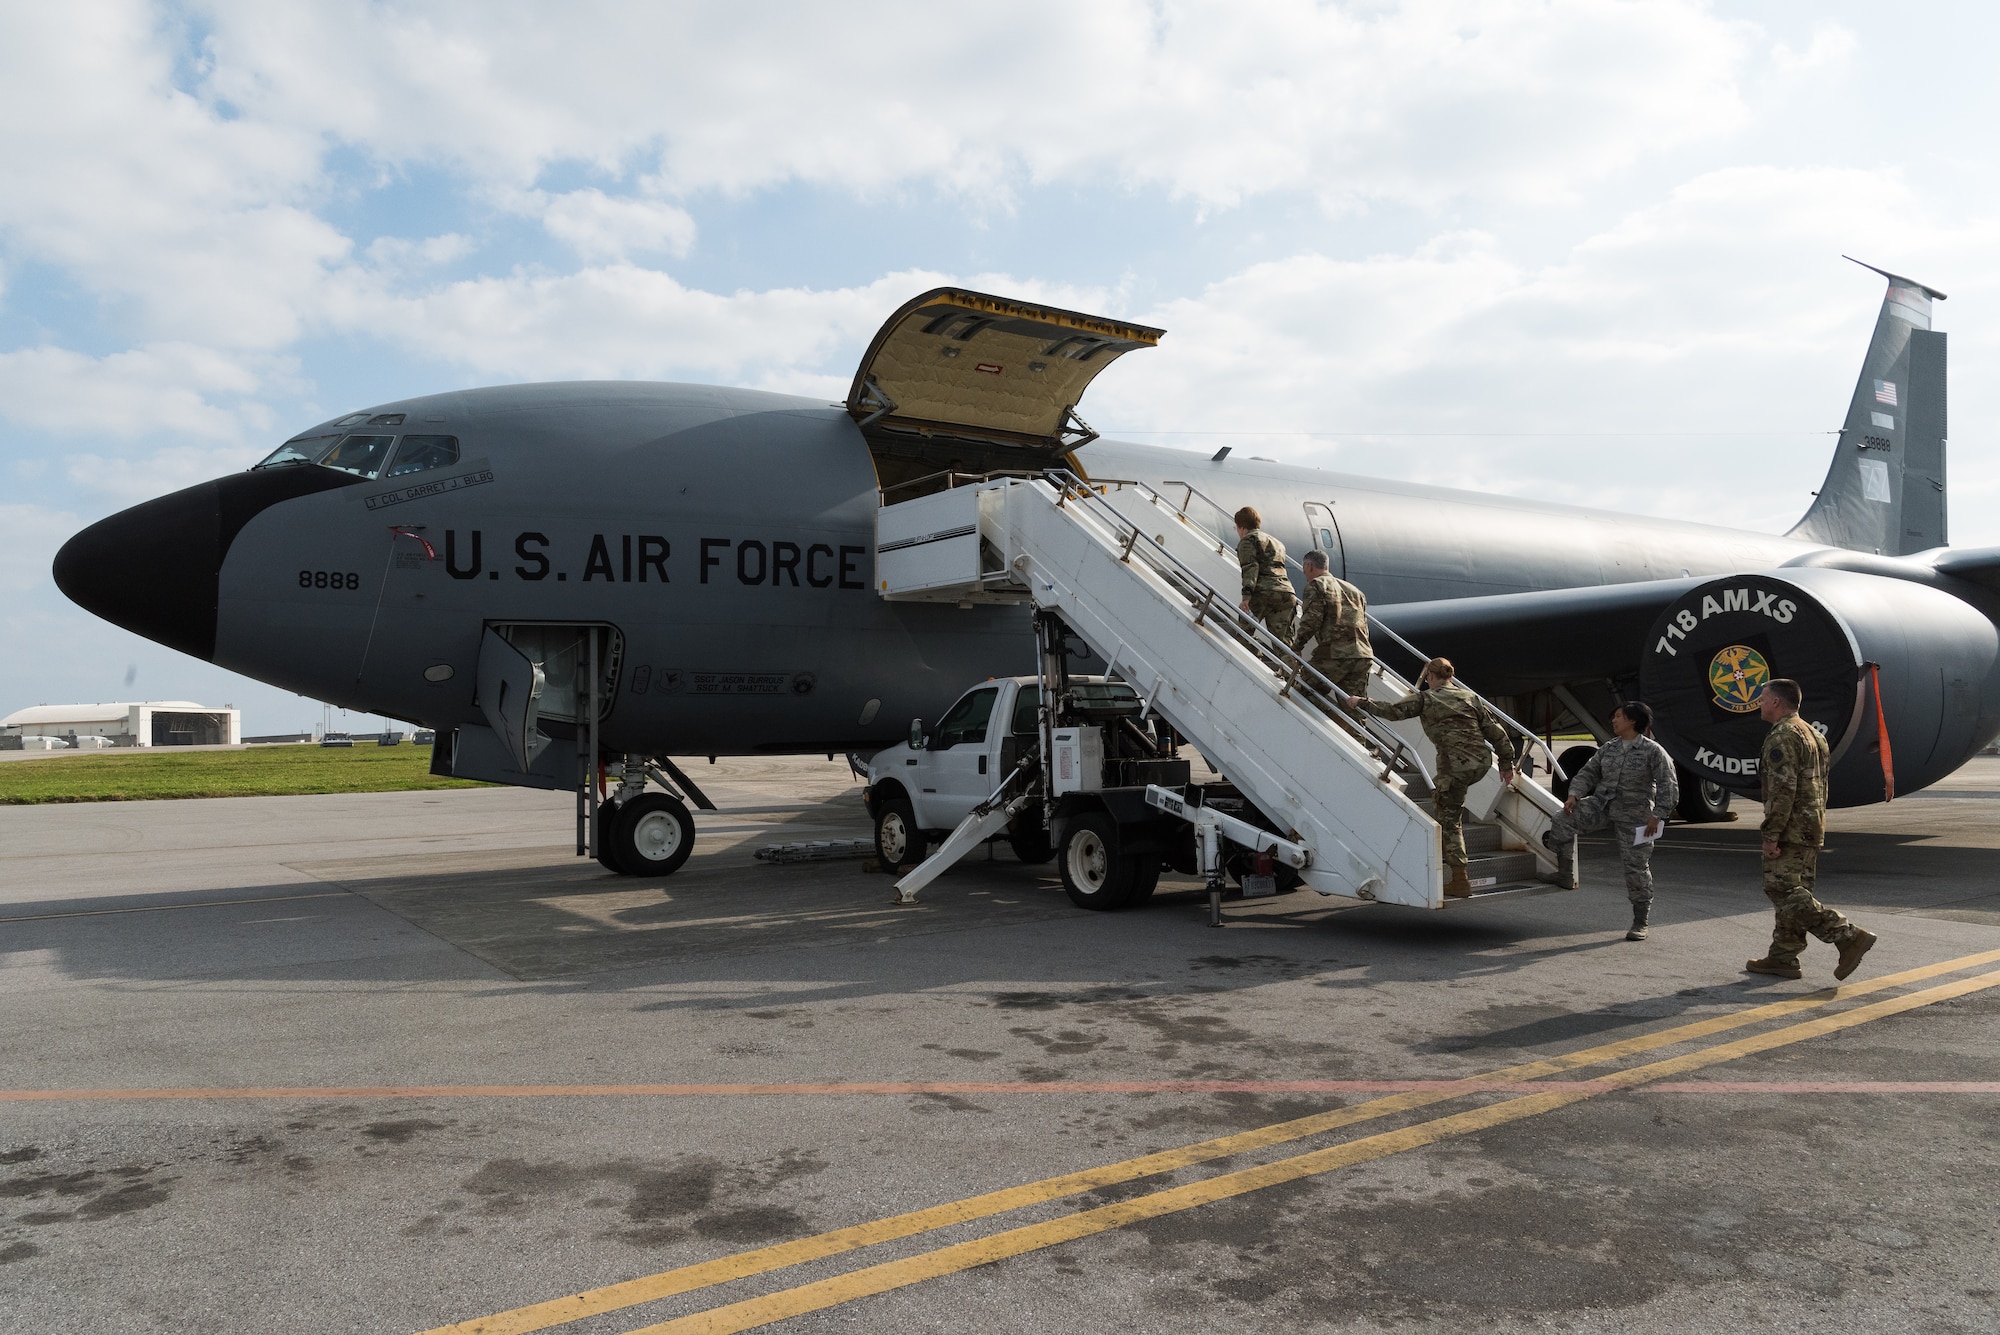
[1639,568,2000,807]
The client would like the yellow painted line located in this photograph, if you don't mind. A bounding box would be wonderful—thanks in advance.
[418,945,2000,1335]
[624,967,2000,1335]
[0,891,350,923]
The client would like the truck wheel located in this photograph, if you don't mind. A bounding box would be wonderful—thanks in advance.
[874,796,926,869]
[1008,821,1055,865]
[1059,812,1137,911]
[608,794,696,877]
[1676,766,1734,823]
[1127,860,1163,905]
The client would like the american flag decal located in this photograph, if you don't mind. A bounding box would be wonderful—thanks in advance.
[1874,379,1898,405]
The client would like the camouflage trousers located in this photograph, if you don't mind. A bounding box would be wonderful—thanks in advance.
[1550,797,1655,905]
[1312,654,1373,699]
[1761,843,1858,966]
[1433,759,1491,868]
[1246,589,1298,639]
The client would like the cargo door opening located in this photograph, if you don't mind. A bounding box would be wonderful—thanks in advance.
[848,288,1164,501]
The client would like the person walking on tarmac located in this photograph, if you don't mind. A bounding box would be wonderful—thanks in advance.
[1542,701,1677,940]
[1745,678,1878,981]
[1234,507,1297,637]
[1347,657,1515,899]
[1293,550,1375,699]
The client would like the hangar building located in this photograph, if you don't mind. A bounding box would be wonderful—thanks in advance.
[1,702,243,748]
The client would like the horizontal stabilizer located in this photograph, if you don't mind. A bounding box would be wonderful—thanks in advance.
[1932,545,2000,592]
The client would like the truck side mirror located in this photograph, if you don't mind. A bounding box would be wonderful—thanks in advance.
[909,718,926,750]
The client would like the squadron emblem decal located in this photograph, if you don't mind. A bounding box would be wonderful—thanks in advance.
[1708,644,1769,714]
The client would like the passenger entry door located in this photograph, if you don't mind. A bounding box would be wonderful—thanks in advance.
[476,626,549,774]
[919,685,1001,827]
[1303,502,1346,578]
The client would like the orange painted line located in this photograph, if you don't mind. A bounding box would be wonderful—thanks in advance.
[4,1079,1996,1104]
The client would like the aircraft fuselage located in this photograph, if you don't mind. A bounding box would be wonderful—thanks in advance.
[185,381,1827,758]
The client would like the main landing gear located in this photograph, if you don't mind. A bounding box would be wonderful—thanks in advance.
[594,754,703,876]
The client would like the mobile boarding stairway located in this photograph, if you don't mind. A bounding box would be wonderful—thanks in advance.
[876,471,1574,911]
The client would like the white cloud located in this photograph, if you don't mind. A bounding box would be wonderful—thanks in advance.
[0,503,78,594]
[531,189,697,262]
[0,2,346,347]
[0,343,282,440]
[65,444,269,506]
[1093,165,2000,541]
[190,0,1755,210]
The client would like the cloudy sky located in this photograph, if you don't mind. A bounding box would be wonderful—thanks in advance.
[3,1,1996,731]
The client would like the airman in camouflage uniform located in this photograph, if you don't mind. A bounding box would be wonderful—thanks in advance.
[1543,702,1677,940]
[1234,506,1297,637]
[1745,678,1877,981]
[1353,657,1516,898]
[1294,550,1375,698]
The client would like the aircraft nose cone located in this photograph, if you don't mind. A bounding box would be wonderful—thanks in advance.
[54,480,227,661]
[53,465,363,662]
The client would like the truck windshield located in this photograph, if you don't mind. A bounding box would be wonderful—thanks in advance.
[935,687,998,748]
[1069,682,1142,718]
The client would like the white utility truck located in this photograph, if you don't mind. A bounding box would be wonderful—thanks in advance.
[864,666,1284,911]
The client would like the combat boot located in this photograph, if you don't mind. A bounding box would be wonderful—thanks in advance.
[1744,957,1803,980]
[1625,904,1650,942]
[1444,866,1473,899]
[1834,928,1878,981]
[1540,829,1575,888]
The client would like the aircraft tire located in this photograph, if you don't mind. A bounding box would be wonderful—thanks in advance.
[609,793,696,877]
[1552,745,1598,800]
[594,836,631,875]
[873,796,926,870]
[1676,766,1734,823]
[1058,811,1138,911]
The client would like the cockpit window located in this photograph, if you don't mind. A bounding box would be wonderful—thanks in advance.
[315,433,398,477]
[384,435,460,477]
[254,434,338,469]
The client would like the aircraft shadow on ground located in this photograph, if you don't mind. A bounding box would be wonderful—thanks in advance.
[5,797,1995,1001]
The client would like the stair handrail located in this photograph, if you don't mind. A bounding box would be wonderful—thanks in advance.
[1359,617,1564,781]
[1034,471,1434,789]
[1156,476,1560,782]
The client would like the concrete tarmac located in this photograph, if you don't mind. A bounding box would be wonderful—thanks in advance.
[2,756,1997,1334]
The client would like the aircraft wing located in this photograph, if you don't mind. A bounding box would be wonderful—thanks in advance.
[1370,577,1705,695]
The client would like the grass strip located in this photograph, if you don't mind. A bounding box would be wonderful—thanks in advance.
[0,744,485,804]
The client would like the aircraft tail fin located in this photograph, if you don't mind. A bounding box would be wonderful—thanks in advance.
[1788,259,1947,555]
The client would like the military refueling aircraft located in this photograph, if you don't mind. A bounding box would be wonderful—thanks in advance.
[54,261,2000,881]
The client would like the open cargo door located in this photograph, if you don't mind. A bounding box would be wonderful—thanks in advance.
[849,289,1163,497]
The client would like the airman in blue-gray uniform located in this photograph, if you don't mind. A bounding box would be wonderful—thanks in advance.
[1542,701,1677,940]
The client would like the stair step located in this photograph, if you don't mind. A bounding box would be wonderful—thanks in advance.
[1461,823,1502,855]
[1464,850,1539,888]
